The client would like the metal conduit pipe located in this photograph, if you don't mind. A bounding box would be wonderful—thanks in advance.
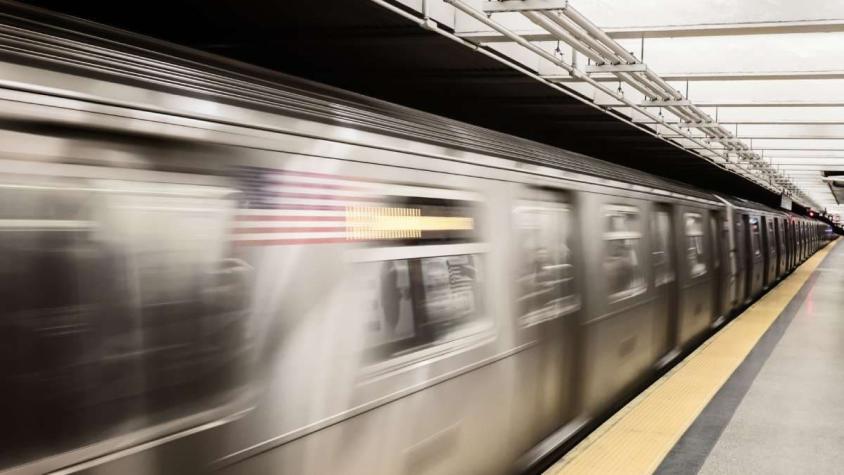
[707,127,729,139]
[552,9,691,107]
[554,2,800,194]
[696,114,729,137]
[523,13,670,103]
[689,111,742,144]
[644,70,683,100]
[679,106,709,124]
[625,73,676,100]
[629,73,673,100]
[539,10,774,185]
[681,108,731,139]
[618,72,666,100]
[550,6,686,103]
[559,1,698,108]
[521,11,608,65]
[351,1,717,170]
[704,126,727,139]
[446,1,570,74]
[666,105,699,125]
[369,0,741,185]
[538,11,623,64]
[560,4,637,64]
[424,0,792,195]
[445,0,726,160]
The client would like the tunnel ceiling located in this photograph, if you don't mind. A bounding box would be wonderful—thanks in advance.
[5,0,793,208]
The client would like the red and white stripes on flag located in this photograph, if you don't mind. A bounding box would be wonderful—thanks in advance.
[233,167,382,246]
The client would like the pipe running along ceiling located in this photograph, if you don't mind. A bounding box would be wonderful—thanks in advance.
[375,0,844,221]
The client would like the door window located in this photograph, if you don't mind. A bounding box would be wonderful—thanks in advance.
[513,197,577,326]
[651,209,674,286]
[604,205,646,301]
[750,218,762,256]
[685,212,707,278]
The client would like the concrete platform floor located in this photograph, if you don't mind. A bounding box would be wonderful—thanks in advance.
[659,241,844,474]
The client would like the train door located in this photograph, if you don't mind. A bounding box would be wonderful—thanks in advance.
[676,207,714,346]
[799,223,806,260]
[811,223,816,251]
[787,220,796,269]
[808,223,813,253]
[734,213,747,304]
[748,215,765,297]
[768,220,780,287]
[797,222,803,261]
[741,214,753,302]
[763,216,777,286]
[723,213,738,311]
[760,216,771,287]
[800,221,805,261]
[511,186,578,443]
[776,218,786,277]
[651,203,677,364]
[578,194,663,416]
[709,211,724,324]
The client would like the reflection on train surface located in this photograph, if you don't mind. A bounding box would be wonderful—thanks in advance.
[0,15,836,475]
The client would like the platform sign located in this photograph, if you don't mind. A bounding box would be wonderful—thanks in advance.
[781,194,792,211]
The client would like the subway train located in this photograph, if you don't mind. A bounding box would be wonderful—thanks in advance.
[0,8,835,475]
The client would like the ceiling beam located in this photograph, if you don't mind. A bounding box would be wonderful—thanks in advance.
[603,19,844,39]
[635,120,844,126]
[545,70,844,82]
[665,134,844,140]
[456,19,844,43]
[597,100,844,108]
[780,165,844,170]
[773,161,844,165]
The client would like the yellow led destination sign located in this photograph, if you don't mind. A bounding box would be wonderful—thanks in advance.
[346,206,474,240]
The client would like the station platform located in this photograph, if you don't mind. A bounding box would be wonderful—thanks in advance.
[546,240,841,475]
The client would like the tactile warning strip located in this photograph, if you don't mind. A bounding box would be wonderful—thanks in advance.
[545,241,837,475]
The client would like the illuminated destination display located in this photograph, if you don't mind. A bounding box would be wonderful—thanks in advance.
[346,206,475,240]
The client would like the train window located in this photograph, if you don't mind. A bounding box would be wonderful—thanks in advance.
[651,209,674,286]
[513,198,577,327]
[350,187,490,365]
[685,213,707,278]
[0,177,251,470]
[603,205,646,301]
[362,254,485,362]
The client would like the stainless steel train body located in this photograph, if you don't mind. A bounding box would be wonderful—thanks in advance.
[0,12,832,475]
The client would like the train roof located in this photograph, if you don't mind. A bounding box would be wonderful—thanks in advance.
[0,5,717,204]
[278,77,720,203]
[718,195,783,214]
[719,195,826,223]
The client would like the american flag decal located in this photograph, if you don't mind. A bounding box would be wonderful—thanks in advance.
[234,166,380,246]
[233,166,475,246]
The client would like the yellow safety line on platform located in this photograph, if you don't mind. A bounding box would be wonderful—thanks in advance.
[546,241,837,475]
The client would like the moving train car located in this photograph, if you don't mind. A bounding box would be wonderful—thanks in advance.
[0,8,833,475]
